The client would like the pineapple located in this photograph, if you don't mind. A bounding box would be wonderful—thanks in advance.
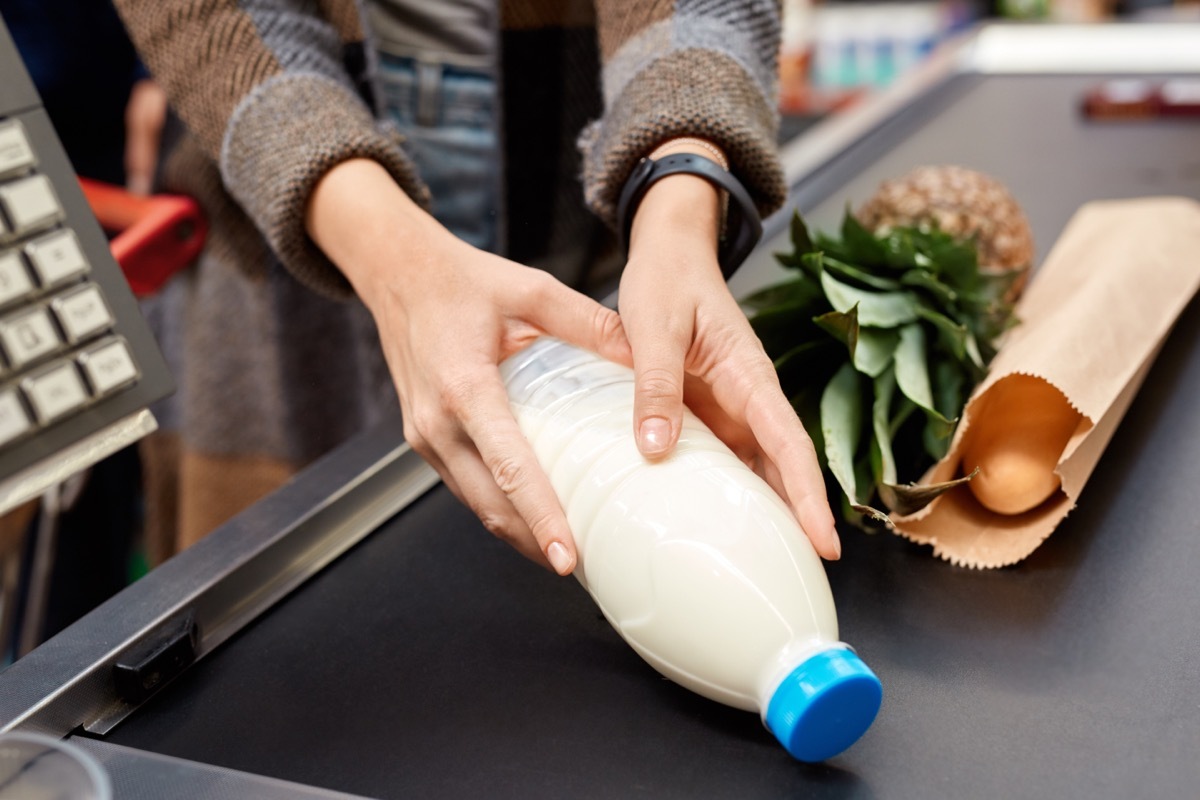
[857,165,1035,300]
[743,166,1030,525]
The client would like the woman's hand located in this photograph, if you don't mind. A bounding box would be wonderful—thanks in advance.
[307,159,630,574]
[618,142,840,560]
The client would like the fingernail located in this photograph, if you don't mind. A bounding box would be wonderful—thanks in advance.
[832,531,843,560]
[639,417,671,455]
[546,541,573,575]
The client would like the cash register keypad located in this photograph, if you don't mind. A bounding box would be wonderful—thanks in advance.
[0,118,141,448]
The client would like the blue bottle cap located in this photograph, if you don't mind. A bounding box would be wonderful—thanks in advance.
[764,647,883,762]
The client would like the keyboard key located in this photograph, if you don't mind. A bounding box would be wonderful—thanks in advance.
[0,306,61,368]
[22,361,88,424]
[78,338,139,396]
[0,121,36,180]
[0,174,62,235]
[25,229,88,286]
[51,284,113,342]
[0,389,32,446]
[0,250,35,307]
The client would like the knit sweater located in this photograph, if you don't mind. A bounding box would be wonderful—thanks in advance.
[113,0,786,298]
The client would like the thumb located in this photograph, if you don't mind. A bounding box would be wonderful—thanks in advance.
[518,274,632,366]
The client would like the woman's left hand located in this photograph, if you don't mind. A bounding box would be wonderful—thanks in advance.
[618,150,840,560]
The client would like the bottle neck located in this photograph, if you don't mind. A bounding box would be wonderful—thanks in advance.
[757,639,850,715]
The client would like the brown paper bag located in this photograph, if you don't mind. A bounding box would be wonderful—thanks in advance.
[891,197,1200,568]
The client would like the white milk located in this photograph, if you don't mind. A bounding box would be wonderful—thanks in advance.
[500,338,882,762]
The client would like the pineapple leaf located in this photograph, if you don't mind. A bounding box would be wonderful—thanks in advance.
[880,469,978,516]
[821,362,864,505]
[749,300,826,361]
[821,270,919,327]
[824,255,904,291]
[872,367,899,487]
[931,359,967,423]
[856,327,900,378]
[790,210,816,257]
[840,207,889,265]
[901,269,958,307]
[814,305,859,352]
[916,306,970,363]
[776,339,842,406]
[893,324,950,426]
[740,277,823,315]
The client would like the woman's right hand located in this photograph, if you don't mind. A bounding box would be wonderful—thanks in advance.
[306,159,630,575]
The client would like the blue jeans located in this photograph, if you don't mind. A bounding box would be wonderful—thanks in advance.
[376,54,502,253]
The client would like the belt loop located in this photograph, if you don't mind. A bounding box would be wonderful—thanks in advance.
[415,59,441,127]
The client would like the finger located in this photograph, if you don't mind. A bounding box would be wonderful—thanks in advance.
[124,120,159,197]
[124,146,155,196]
[619,308,689,460]
[745,388,841,560]
[415,441,470,517]
[438,440,549,568]
[124,83,165,196]
[760,455,791,508]
[450,371,577,575]
[401,380,551,568]
[514,271,631,367]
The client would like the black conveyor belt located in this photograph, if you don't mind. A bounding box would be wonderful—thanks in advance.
[104,71,1200,799]
[106,300,1200,798]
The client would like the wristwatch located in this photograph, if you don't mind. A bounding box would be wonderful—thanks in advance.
[617,153,764,280]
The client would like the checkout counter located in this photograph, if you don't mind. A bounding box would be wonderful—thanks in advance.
[1,21,1199,800]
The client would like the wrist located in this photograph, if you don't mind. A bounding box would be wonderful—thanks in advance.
[306,158,453,299]
[647,137,729,169]
[629,173,721,259]
[618,149,763,280]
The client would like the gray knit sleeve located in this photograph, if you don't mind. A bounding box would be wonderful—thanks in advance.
[582,0,787,230]
[115,0,429,297]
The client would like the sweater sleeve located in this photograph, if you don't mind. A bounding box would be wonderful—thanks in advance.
[113,0,429,297]
[582,0,787,229]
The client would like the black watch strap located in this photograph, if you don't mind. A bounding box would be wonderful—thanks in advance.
[616,153,764,280]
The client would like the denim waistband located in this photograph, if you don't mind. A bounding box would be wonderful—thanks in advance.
[377,53,496,129]
[378,52,495,81]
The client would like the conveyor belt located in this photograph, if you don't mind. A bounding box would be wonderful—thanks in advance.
[8,28,1200,800]
[104,285,1199,797]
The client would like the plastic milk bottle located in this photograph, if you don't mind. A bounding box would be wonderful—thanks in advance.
[500,338,882,762]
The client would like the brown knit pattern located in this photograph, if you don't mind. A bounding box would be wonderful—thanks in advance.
[219,74,430,298]
[580,47,786,229]
[593,0,673,60]
[114,0,285,158]
[857,165,1035,273]
[316,0,364,41]
[160,133,272,282]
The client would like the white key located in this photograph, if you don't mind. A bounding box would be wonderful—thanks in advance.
[25,229,89,286]
[0,389,32,446]
[0,121,37,180]
[22,361,88,423]
[0,250,35,307]
[0,307,60,368]
[51,284,113,342]
[0,174,62,235]
[78,338,139,395]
